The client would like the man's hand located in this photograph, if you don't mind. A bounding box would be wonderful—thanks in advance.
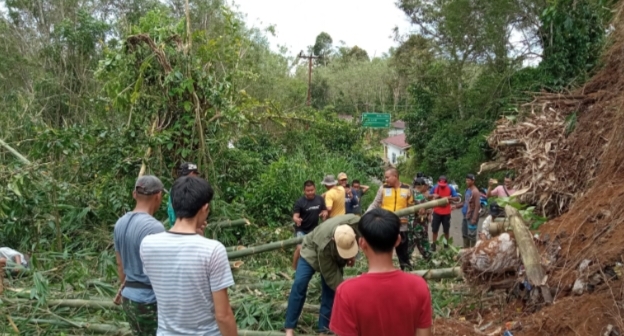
[320,210,328,221]
[489,178,497,186]
[432,194,440,200]
[294,217,303,227]
[346,258,356,267]
[321,192,327,198]
[196,221,207,235]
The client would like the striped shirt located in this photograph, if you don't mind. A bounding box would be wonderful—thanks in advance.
[140,232,234,336]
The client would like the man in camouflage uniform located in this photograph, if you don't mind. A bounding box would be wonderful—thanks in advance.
[408,178,432,260]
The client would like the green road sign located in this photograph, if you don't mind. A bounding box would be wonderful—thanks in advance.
[361,113,391,128]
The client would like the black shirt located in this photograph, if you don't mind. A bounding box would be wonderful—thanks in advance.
[293,195,327,234]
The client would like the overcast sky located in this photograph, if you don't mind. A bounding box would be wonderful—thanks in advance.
[229,0,412,58]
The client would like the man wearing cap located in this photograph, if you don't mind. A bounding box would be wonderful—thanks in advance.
[338,173,359,215]
[284,214,360,336]
[167,162,199,229]
[322,174,346,218]
[428,176,460,251]
[366,168,414,270]
[462,174,481,248]
[114,175,166,335]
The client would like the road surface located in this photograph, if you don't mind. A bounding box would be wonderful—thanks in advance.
[429,208,485,247]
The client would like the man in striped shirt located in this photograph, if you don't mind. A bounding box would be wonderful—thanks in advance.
[140,176,237,336]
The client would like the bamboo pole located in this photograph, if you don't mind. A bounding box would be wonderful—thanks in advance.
[211,218,250,229]
[10,317,132,335]
[393,198,449,217]
[226,245,247,252]
[227,237,303,259]
[230,260,244,270]
[0,138,31,165]
[498,139,524,147]
[505,205,552,303]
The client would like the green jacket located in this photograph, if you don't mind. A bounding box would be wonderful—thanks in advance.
[166,194,175,229]
[300,214,360,290]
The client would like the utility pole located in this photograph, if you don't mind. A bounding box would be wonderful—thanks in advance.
[297,51,319,106]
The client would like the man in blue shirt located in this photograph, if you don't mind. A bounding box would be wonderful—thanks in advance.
[114,175,166,335]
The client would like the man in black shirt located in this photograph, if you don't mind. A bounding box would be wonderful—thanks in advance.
[292,180,328,270]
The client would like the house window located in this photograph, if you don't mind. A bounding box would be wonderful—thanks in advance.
[392,153,396,164]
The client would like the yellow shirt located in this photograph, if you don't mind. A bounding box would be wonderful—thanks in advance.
[325,186,346,218]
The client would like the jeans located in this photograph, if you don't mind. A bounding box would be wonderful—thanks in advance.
[461,217,478,247]
[284,257,335,333]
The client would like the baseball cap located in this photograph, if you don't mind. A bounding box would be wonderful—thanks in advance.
[334,225,358,259]
[413,177,426,186]
[322,175,338,186]
[438,175,448,186]
[337,172,348,181]
[135,175,165,195]
[178,162,199,176]
[466,174,476,181]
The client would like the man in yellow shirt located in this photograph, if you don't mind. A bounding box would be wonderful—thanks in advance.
[322,175,346,218]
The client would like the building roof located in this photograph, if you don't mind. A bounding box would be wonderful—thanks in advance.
[381,133,411,149]
[392,120,406,129]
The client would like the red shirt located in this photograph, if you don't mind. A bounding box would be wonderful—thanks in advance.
[432,184,453,215]
[330,270,432,336]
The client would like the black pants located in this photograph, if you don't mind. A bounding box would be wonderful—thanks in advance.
[396,232,412,271]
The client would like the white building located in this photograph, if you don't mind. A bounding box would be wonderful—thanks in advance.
[381,133,411,165]
[388,120,405,136]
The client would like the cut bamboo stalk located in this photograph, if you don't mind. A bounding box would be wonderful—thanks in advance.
[11,317,132,335]
[211,218,250,229]
[478,161,505,175]
[0,138,31,165]
[228,202,448,259]
[505,205,552,304]
[411,267,462,280]
[498,139,524,147]
[226,245,247,252]
[227,237,303,259]
[230,260,244,270]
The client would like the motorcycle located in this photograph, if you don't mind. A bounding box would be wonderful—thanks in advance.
[479,188,488,217]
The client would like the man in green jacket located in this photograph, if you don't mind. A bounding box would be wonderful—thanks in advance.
[284,214,360,336]
[167,162,199,228]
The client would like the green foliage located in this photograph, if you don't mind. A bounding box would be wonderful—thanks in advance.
[540,0,615,89]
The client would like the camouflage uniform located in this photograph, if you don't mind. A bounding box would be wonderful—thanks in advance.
[122,298,158,335]
[408,191,432,261]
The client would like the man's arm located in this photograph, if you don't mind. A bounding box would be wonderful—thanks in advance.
[318,246,343,290]
[448,186,460,202]
[365,187,383,212]
[416,328,433,336]
[213,289,237,336]
[115,252,125,283]
[293,212,302,227]
[470,190,480,224]
[361,185,370,193]
[325,191,335,212]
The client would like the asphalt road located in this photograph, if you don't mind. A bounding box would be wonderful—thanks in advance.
[428,208,485,247]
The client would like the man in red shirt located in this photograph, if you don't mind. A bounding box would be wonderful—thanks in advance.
[428,175,460,251]
[330,209,433,336]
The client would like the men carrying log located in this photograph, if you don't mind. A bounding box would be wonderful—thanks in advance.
[330,209,432,336]
[284,214,360,336]
[141,176,237,335]
[113,175,166,335]
[366,168,414,270]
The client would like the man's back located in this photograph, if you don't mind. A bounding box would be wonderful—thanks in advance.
[330,270,432,336]
[113,212,164,302]
[325,186,346,218]
[140,232,235,336]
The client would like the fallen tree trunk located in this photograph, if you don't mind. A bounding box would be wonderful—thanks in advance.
[211,218,250,229]
[505,205,552,303]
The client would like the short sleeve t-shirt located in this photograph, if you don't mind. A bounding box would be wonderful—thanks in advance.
[429,184,459,215]
[113,212,165,303]
[491,185,515,197]
[293,195,327,234]
[140,232,235,336]
[325,186,346,218]
[462,188,473,216]
[330,270,432,336]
